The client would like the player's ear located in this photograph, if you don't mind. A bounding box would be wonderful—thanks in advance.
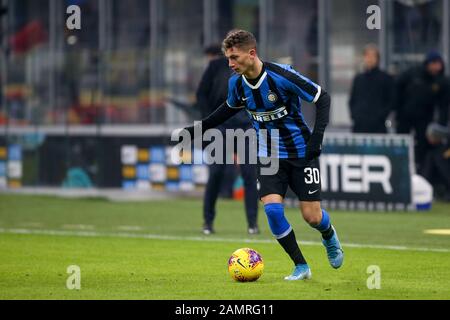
[248,48,257,59]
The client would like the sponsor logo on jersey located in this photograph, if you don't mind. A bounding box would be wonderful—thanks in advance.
[247,106,288,122]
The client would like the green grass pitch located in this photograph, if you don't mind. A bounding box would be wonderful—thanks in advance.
[0,194,450,300]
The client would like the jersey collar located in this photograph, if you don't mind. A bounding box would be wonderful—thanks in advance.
[242,67,267,90]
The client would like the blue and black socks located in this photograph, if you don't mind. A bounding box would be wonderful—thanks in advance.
[311,209,334,240]
[264,203,307,265]
[277,229,307,265]
[264,204,335,265]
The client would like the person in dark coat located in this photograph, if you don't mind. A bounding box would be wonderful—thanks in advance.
[422,123,450,201]
[395,51,450,172]
[196,44,259,235]
[349,44,395,133]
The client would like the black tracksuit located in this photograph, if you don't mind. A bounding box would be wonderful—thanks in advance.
[349,67,394,133]
[395,64,450,171]
[195,57,258,229]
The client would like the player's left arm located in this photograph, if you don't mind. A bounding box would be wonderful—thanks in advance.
[307,90,330,161]
[281,68,330,161]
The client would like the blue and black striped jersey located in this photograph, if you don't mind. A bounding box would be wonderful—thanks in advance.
[226,62,322,159]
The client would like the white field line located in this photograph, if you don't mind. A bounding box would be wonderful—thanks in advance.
[117,226,145,231]
[62,224,95,230]
[19,222,44,228]
[0,227,449,253]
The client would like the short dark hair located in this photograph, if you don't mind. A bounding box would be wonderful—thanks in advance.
[222,29,257,52]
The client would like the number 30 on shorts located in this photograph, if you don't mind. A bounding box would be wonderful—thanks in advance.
[304,167,320,184]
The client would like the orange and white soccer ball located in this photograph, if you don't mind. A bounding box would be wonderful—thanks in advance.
[228,248,264,282]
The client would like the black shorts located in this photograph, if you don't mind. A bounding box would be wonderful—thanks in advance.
[257,158,322,201]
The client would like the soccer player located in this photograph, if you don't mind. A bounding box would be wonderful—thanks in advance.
[183,29,343,280]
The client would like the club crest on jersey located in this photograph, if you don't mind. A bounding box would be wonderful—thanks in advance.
[247,106,288,122]
[267,91,278,103]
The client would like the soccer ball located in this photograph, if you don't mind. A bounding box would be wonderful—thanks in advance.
[228,248,264,282]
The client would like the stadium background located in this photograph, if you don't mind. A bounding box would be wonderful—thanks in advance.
[0,0,448,191]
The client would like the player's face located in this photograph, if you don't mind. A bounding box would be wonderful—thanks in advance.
[224,46,256,75]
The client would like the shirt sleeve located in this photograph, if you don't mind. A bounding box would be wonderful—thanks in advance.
[282,66,322,103]
[226,75,245,109]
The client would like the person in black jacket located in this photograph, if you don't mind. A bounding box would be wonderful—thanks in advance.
[396,51,450,172]
[196,44,259,235]
[349,44,394,133]
[422,123,450,201]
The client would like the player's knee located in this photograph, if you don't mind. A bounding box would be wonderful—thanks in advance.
[300,203,322,225]
[304,214,321,226]
[261,194,283,204]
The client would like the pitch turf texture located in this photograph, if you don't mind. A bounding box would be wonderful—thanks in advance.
[0,195,449,300]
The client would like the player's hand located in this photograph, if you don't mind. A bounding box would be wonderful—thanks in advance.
[305,134,323,161]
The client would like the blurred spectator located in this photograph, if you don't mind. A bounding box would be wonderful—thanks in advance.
[0,5,7,44]
[9,20,47,55]
[0,64,3,124]
[422,123,450,201]
[393,1,441,54]
[62,167,93,188]
[349,44,394,133]
[395,51,450,172]
[195,44,258,235]
[62,142,94,188]
[306,7,318,58]
[0,97,2,125]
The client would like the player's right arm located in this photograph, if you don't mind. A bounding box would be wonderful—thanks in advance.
[183,102,242,138]
[183,75,244,138]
